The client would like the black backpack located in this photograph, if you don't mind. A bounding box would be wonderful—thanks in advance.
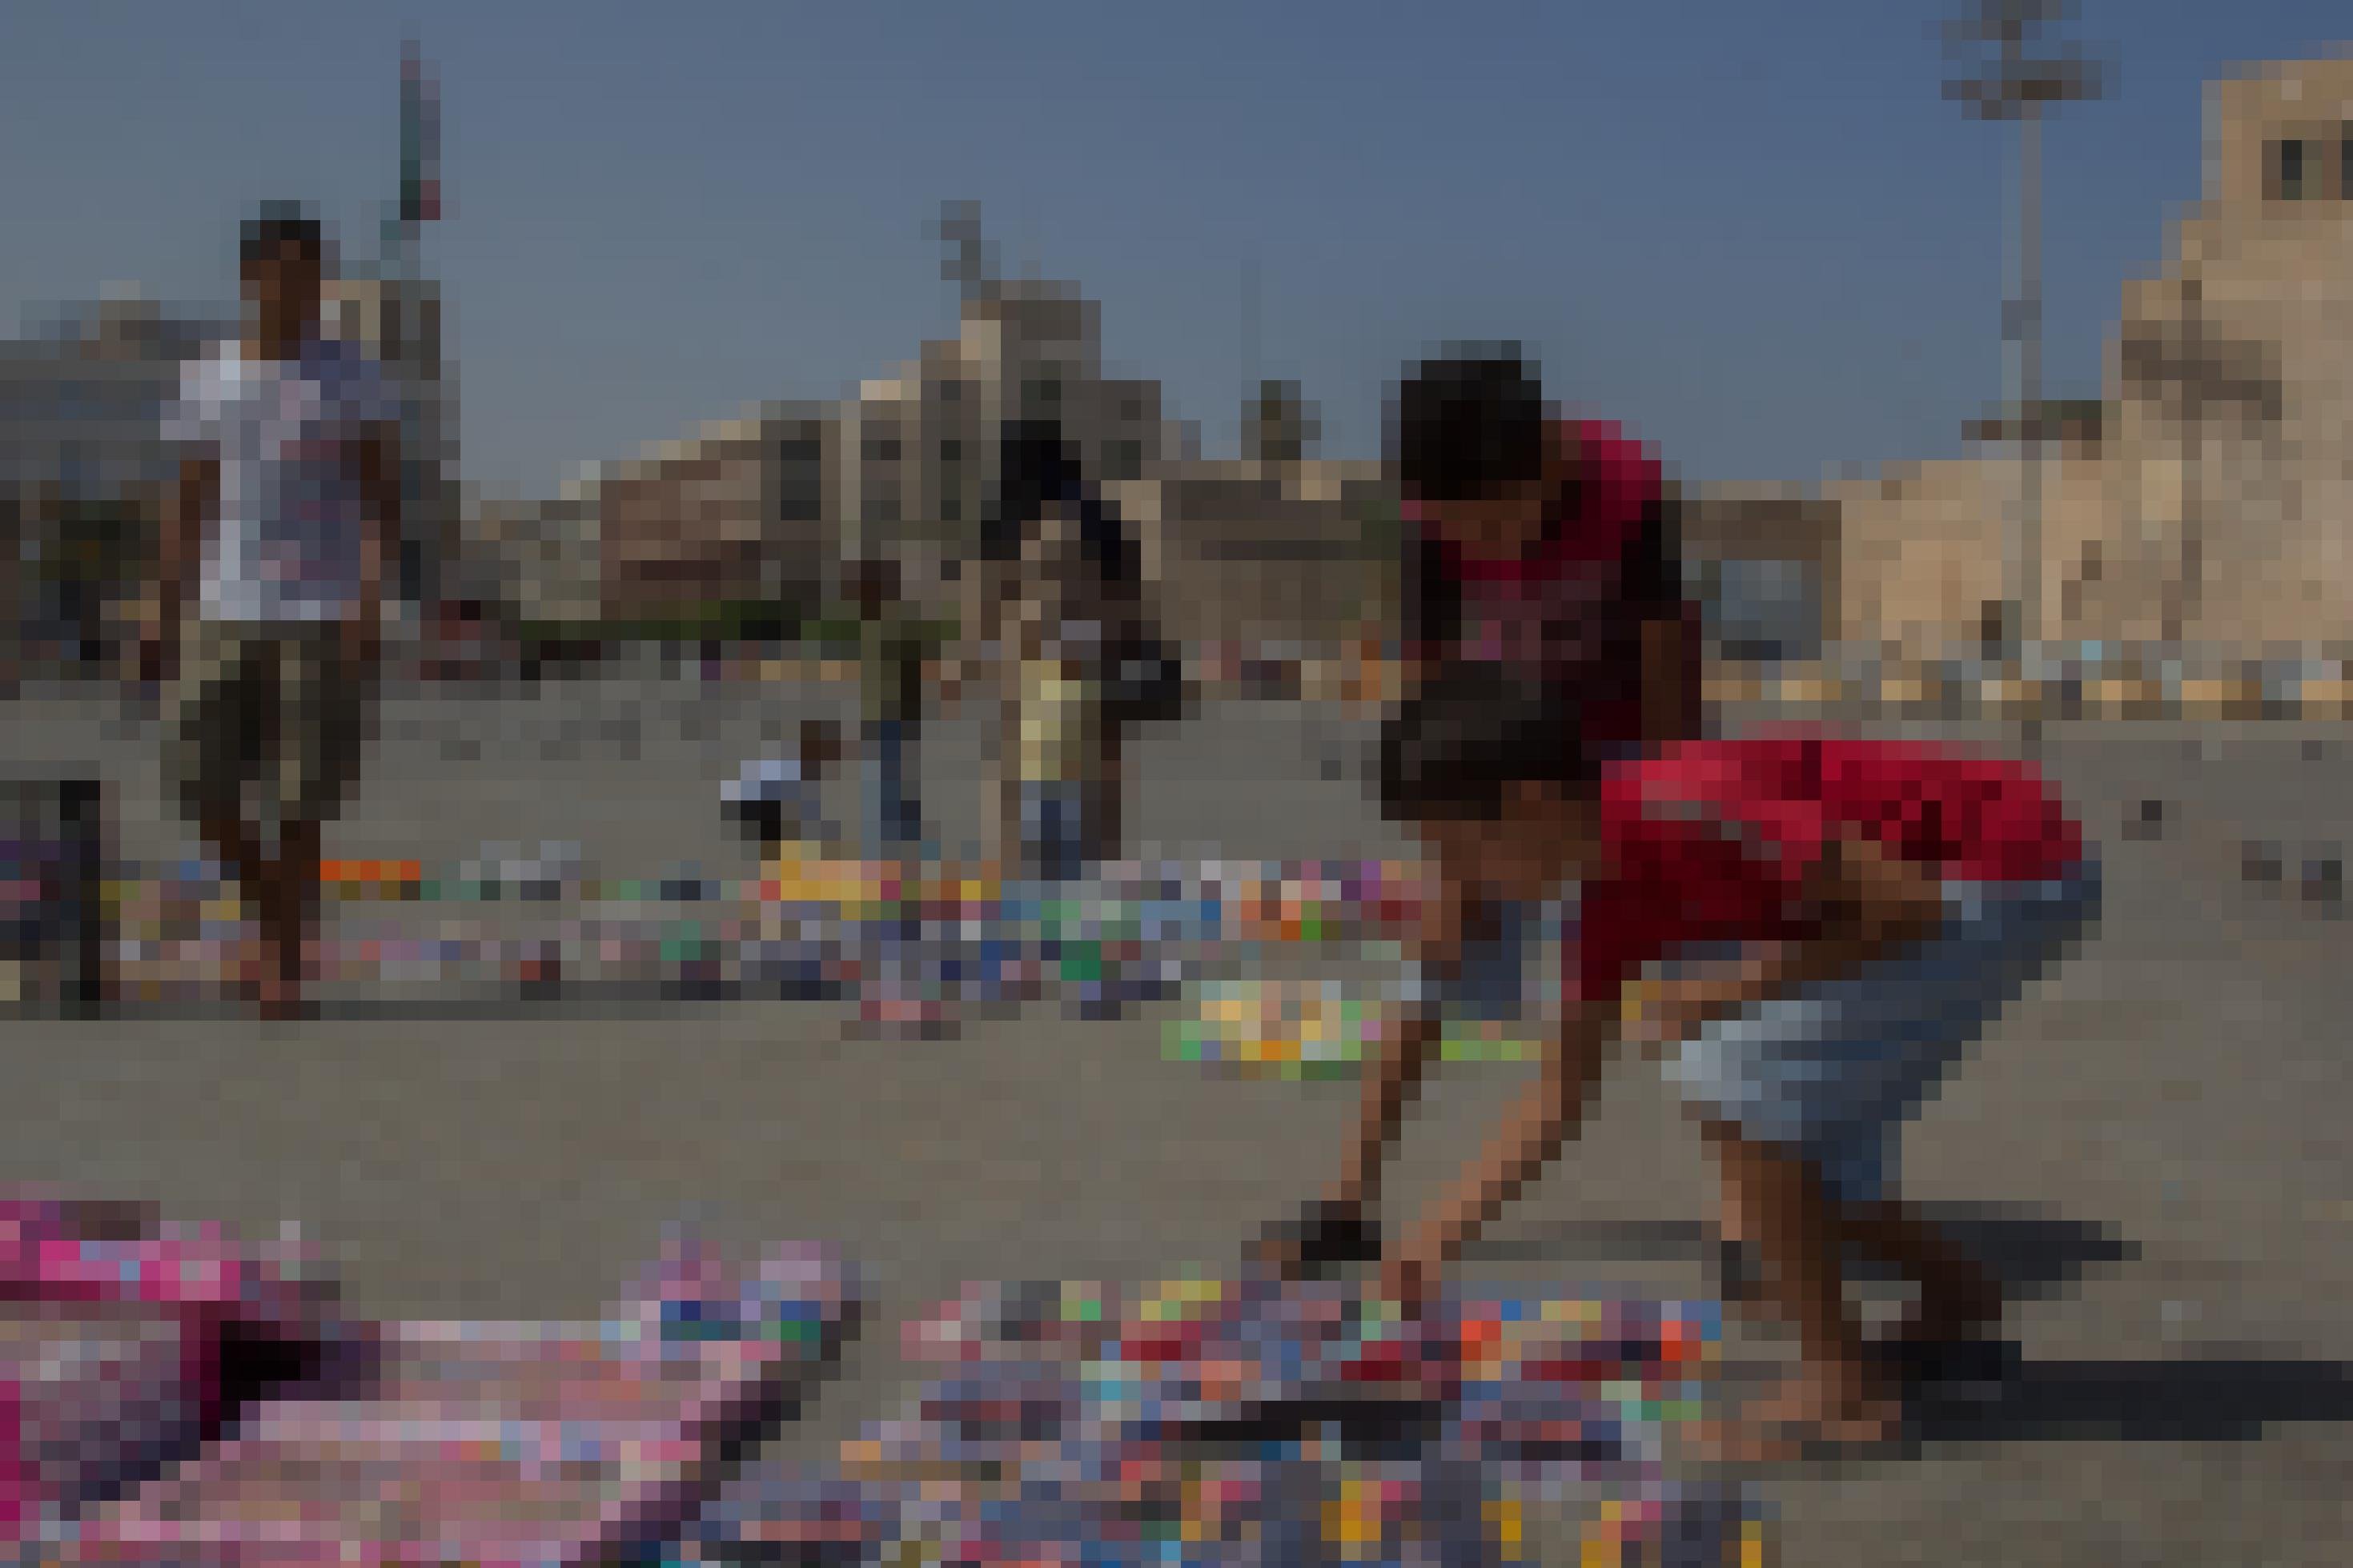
[1106,626,1189,726]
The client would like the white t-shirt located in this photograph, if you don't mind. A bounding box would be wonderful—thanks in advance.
[162,339,400,624]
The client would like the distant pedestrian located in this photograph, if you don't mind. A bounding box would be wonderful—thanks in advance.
[722,717,844,857]
[143,204,401,1021]
[843,555,937,858]
[951,423,1182,880]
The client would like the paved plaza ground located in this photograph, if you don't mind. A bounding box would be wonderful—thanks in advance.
[5,676,2351,1562]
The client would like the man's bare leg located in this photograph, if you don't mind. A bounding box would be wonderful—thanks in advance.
[1693,1121,1900,1457]
[256,815,321,1020]
[198,811,270,1002]
[1839,1196,2004,1348]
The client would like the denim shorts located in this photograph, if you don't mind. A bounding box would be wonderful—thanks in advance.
[1662,857,2102,1208]
[1394,894,1572,1021]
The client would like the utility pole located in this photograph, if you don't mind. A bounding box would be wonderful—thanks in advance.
[385,38,444,623]
[1242,256,1261,462]
[1943,1,2108,756]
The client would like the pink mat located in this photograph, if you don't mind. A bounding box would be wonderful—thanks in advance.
[58,1322,788,1567]
[0,1193,346,1541]
[51,1235,857,1567]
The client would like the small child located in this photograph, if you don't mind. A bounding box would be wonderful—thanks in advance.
[1006,563,1108,883]
[1271,664,2099,1458]
[721,718,843,856]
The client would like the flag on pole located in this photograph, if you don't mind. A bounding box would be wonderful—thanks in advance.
[399,42,441,225]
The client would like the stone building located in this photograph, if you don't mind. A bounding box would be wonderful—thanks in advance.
[1832,52,2353,657]
[537,274,1196,627]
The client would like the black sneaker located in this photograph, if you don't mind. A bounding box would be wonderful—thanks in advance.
[1249,1201,1383,1280]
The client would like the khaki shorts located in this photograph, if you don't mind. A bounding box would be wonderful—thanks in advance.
[164,620,373,827]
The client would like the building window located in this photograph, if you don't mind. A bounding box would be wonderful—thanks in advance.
[777,482,824,526]
[942,380,965,402]
[865,436,901,463]
[2342,128,2353,199]
[942,496,962,523]
[941,439,962,462]
[2273,138,2311,201]
[777,436,821,465]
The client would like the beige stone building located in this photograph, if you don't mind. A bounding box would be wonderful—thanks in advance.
[1831,52,2353,657]
[512,274,1198,627]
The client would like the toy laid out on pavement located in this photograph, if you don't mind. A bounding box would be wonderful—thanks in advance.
[685,1272,1767,1568]
[96,854,1442,1028]
[5,1200,861,1566]
[1169,976,1552,1079]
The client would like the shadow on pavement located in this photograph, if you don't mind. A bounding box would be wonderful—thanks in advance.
[1467,1204,2138,1296]
[1914,1353,2353,1444]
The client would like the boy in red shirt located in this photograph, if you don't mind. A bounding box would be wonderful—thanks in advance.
[1255,349,1705,1273]
[1327,665,2099,1456]
[1392,346,1698,749]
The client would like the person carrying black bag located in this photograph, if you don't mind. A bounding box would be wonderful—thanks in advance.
[946,423,1187,876]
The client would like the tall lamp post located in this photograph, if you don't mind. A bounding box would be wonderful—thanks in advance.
[1943,1,2108,755]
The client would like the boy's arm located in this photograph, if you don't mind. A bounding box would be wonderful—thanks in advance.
[1631,487,1700,746]
[1625,830,1947,1046]
[142,454,216,680]
[1388,1000,1618,1295]
[1397,529,1452,699]
[1639,612,1693,747]
[352,426,402,633]
[154,455,216,632]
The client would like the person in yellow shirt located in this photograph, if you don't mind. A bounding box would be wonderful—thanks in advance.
[1010,582,1107,881]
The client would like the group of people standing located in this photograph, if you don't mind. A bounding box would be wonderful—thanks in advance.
[723,419,1184,881]
[146,204,1189,1023]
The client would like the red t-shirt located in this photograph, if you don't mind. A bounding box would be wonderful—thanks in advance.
[1403,419,1693,749]
[1570,733,2086,1005]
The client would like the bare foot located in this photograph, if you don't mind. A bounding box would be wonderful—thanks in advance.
[225,937,267,1006]
[1684,1375,1904,1463]
[255,968,309,1022]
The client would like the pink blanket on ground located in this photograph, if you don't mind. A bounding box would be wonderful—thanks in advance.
[46,1234,857,1567]
[60,1325,789,1567]
[0,1194,344,1540]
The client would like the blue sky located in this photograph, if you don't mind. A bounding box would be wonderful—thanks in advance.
[3,1,2347,495]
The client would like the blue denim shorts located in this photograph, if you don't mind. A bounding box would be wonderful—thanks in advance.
[1662,857,2102,1208]
[1395,894,1572,1021]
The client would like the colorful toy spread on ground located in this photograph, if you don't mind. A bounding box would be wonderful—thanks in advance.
[2,1193,1769,1566]
[97,849,1552,1068]
[689,1272,1767,1567]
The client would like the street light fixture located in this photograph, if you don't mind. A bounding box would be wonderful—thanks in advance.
[1942,0,2110,754]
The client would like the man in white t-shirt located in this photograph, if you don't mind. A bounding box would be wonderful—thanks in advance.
[141,206,403,1021]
